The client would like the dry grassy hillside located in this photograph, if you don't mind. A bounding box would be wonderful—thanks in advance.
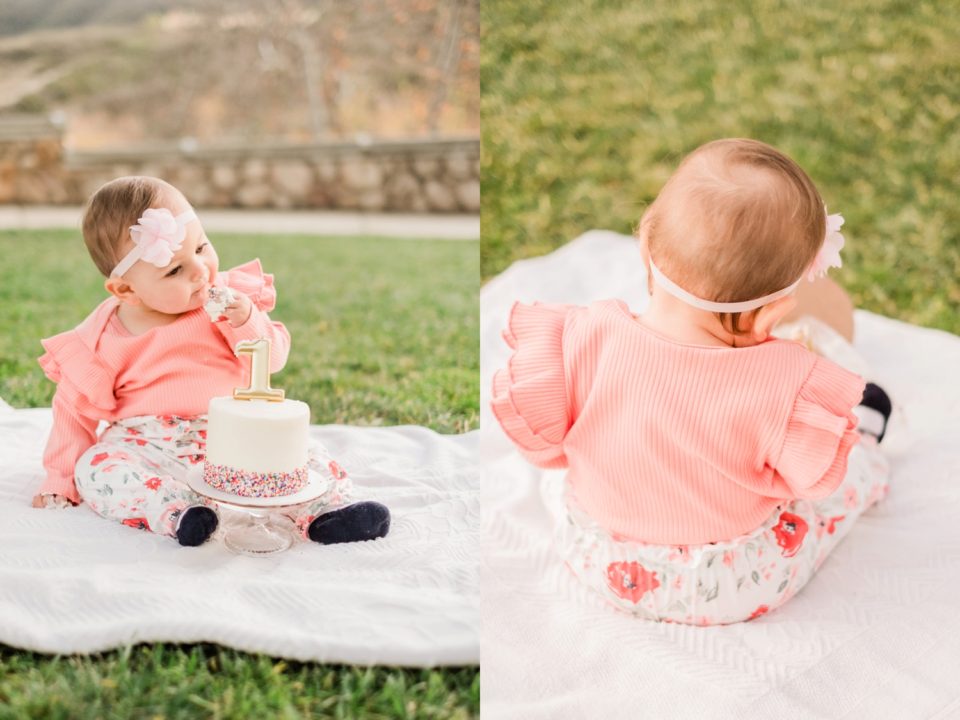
[0,0,479,148]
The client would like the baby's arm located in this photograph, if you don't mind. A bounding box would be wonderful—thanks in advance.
[762,356,864,501]
[778,276,855,344]
[34,389,98,508]
[211,260,291,373]
[214,299,291,373]
[491,302,575,468]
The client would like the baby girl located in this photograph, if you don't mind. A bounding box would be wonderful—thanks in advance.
[35,176,390,547]
[492,139,893,624]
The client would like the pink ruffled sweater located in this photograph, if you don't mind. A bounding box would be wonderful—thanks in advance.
[491,300,865,545]
[38,259,290,503]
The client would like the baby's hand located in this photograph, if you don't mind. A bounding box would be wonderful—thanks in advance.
[222,292,252,327]
[31,493,75,509]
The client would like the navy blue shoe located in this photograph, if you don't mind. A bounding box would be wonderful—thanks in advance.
[176,506,219,547]
[858,382,892,443]
[308,501,391,545]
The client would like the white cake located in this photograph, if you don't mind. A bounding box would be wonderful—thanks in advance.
[202,396,311,497]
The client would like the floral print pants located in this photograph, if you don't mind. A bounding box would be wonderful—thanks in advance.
[559,437,890,625]
[74,415,351,542]
[559,315,892,625]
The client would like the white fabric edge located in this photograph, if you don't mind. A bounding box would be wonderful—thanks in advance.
[0,412,480,667]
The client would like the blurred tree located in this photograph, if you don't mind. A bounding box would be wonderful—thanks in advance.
[427,0,464,135]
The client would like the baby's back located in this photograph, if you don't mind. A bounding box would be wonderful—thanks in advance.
[492,299,865,545]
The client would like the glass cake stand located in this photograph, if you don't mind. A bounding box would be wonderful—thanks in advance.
[185,465,331,556]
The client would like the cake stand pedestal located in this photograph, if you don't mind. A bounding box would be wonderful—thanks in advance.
[218,501,296,556]
[185,467,332,557]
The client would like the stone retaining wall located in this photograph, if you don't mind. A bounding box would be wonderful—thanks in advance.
[0,115,479,213]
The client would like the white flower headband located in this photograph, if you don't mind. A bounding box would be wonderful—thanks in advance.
[110,208,198,278]
[648,210,845,313]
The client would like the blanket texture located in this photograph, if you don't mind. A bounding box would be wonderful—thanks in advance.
[481,231,960,719]
[0,402,478,666]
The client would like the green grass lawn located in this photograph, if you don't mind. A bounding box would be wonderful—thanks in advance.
[0,232,479,433]
[0,645,479,720]
[0,231,479,719]
[481,0,960,334]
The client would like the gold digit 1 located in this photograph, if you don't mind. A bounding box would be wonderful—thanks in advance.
[233,338,285,402]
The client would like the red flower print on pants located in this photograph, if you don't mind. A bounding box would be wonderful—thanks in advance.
[328,461,348,481]
[772,512,809,558]
[90,452,109,466]
[825,515,845,534]
[122,517,151,531]
[816,514,846,538]
[748,605,770,621]
[144,477,162,491]
[605,561,660,604]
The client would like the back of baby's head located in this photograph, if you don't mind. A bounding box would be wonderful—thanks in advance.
[641,138,826,330]
[81,176,178,277]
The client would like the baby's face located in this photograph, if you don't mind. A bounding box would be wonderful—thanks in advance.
[119,195,219,316]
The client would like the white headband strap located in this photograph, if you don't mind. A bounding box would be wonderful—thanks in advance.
[646,210,845,314]
[111,209,198,278]
[648,258,803,314]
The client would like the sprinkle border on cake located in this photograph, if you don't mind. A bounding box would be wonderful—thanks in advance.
[203,461,309,497]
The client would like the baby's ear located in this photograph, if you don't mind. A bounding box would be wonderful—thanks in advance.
[750,295,798,342]
[104,277,140,305]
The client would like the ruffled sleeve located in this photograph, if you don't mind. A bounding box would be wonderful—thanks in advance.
[38,330,117,416]
[37,323,118,503]
[768,356,865,499]
[490,302,574,468]
[221,258,276,311]
[214,259,290,373]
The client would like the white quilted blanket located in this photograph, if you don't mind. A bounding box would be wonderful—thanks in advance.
[481,231,960,719]
[0,407,479,666]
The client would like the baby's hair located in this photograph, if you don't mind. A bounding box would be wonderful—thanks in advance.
[639,138,826,334]
[81,176,180,277]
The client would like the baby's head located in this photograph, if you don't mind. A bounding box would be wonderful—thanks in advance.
[83,176,218,315]
[638,139,827,335]
[82,176,168,278]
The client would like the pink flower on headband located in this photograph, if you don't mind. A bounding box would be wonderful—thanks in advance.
[807,211,845,281]
[129,208,186,268]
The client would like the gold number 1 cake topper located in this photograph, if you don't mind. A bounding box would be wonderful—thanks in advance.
[234,338,285,402]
